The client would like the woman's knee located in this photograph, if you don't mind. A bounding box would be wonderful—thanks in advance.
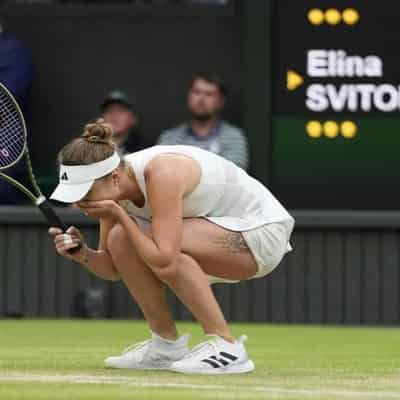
[107,223,130,260]
[154,262,178,284]
[149,253,190,285]
[155,253,194,285]
[107,223,150,275]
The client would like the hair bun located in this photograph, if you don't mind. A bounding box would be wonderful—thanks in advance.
[82,118,114,145]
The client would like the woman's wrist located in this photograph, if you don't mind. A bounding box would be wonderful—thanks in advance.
[78,244,90,266]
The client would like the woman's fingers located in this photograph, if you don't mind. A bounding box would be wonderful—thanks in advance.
[79,201,116,217]
[56,238,81,257]
[81,208,105,218]
[57,240,80,251]
[54,233,81,249]
[66,226,76,234]
[78,202,100,210]
[66,226,83,240]
[50,226,82,239]
[54,233,73,245]
[79,200,108,207]
[49,226,85,261]
[49,227,63,236]
[81,205,104,212]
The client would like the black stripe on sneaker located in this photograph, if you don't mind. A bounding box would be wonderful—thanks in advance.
[219,352,238,361]
[210,355,229,366]
[202,359,220,368]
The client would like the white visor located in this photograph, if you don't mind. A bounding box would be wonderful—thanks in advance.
[50,152,120,203]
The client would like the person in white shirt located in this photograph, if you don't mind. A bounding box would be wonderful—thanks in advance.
[49,119,294,375]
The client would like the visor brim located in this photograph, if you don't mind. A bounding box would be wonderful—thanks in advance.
[50,180,94,203]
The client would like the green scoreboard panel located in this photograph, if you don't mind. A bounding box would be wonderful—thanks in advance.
[272,1,400,209]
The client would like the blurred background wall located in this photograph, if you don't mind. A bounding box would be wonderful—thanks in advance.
[0,0,399,324]
[2,2,244,192]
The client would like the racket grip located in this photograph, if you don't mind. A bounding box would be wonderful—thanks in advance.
[36,197,82,254]
[37,197,68,231]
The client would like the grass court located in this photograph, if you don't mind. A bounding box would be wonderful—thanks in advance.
[1,320,399,400]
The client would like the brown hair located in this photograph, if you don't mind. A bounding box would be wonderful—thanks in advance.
[58,118,118,166]
[189,71,228,97]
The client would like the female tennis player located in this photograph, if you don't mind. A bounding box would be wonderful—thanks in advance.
[48,119,294,375]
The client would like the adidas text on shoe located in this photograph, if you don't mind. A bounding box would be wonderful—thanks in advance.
[169,334,254,374]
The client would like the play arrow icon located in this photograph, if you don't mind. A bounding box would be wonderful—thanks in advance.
[287,70,304,91]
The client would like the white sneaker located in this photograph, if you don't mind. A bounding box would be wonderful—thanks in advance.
[104,332,190,370]
[169,334,254,374]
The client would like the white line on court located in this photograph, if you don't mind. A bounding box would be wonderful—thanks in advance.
[1,373,400,399]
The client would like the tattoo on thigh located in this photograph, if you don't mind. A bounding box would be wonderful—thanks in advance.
[213,232,250,254]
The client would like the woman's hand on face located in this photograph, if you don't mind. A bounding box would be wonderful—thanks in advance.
[77,200,123,220]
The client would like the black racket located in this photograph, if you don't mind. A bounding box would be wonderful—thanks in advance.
[0,82,81,251]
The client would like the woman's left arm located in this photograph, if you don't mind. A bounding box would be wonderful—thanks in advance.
[116,161,185,275]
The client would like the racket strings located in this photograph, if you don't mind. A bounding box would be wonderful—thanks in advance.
[0,96,22,135]
[0,134,24,153]
[0,87,26,168]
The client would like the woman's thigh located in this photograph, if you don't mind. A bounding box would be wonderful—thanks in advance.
[181,218,258,281]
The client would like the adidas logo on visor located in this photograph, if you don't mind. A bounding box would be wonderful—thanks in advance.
[61,172,68,181]
[202,352,238,368]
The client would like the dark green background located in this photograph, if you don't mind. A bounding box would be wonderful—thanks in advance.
[272,1,400,209]
[274,117,400,182]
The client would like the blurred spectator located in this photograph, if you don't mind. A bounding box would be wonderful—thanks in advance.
[100,90,150,154]
[0,19,34,205]
[157,72,248,170]
[0,20,33,116]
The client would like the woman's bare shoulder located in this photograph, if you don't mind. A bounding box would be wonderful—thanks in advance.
[144,153,201,195]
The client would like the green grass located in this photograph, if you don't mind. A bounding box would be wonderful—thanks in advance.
[0,320,400,399]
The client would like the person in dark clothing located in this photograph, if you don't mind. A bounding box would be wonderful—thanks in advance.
[100,90,149,154]
[0,20,34,205]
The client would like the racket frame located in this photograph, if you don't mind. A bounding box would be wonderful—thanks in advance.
[0,82,28,170]
[0,82,80,249]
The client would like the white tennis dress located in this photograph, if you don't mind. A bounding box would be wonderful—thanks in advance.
[121,145,294,282]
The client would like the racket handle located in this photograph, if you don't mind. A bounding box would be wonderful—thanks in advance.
[37,197,68,231]
[36,197,82,254]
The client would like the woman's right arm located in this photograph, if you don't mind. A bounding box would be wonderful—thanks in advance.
[49,217,120,281]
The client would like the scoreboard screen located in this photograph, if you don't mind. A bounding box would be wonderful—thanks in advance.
[271,1,400,209]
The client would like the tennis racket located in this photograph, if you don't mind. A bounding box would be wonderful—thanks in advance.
[0,82,81,251]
